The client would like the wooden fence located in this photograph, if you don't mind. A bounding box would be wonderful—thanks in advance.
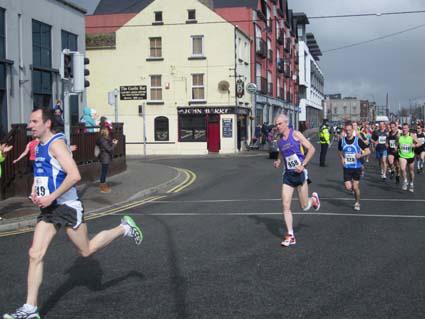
[0,123,126,200]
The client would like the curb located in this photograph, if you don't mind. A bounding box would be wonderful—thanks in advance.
[0,166,185,233]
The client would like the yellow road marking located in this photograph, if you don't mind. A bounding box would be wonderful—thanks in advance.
[0,196,166,238]
[166,169,191,193]
[172,169,197,193]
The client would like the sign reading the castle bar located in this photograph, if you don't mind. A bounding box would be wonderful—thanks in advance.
[120,85,147,100]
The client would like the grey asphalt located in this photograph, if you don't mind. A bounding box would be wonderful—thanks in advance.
[0,158,184,232]
[1,143,424,319]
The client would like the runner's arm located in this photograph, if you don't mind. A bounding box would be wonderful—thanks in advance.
[34,139,81,208]
[13,143,30,164]
[293,130,315,167]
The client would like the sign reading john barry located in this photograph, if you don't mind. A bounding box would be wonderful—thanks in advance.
[120,85,147,100]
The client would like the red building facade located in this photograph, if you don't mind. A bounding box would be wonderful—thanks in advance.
[214,0,299,127]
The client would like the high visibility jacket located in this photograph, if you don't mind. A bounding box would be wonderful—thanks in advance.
[0,151,5,178]
[319,126,330,144]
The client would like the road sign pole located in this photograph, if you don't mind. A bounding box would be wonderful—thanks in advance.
[142,103,147,158]
[64,90,70,146]
[114,89,119,123]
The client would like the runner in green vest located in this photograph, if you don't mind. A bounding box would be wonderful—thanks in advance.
[397,123,422,192]
[0,143,13,178]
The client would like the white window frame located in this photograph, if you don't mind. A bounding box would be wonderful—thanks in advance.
[191,35,204,57]
[150,75,163,101]
[191,73,205,101]
[149,37,162,58]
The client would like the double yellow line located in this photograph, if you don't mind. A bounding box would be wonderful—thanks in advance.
[0,168,197,238]
[166,168,197,194]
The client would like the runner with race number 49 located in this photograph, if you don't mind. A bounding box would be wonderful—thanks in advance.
[3,108,143,319]
[273,114,320,248]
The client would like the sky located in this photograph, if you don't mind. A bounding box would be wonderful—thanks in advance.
[72,0,425,111]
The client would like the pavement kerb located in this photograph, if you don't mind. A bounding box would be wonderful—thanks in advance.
[0,165,186,233]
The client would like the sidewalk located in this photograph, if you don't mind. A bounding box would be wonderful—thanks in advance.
[0,158,184,232]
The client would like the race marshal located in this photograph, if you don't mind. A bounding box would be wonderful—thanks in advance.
[120,85,147,100]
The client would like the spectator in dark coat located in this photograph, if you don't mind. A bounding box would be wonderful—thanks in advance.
[96,127,118,193]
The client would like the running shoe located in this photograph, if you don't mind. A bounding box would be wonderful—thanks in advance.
[312,192,320,211]
[3,305,40,319]
[409,183,414,193]
[381,174,386,181]
[402,181,408,191]
[121,215,143,245]
[353,203,361,211]
[281,234,296,247]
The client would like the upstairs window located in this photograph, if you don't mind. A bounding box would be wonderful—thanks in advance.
[150,75,162,100]
[191,35,204,56]
[154,11,163,23]
[149,37,162,57]
[188,9,196,21]
[192,74,205,100]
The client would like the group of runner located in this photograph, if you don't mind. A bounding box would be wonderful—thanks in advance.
[335,120,424,192]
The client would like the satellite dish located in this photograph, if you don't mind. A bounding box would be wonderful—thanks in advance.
[218,80,230,92]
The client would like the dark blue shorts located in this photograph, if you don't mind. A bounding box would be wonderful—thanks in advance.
[283,170,308,188]
[375,148,388,159]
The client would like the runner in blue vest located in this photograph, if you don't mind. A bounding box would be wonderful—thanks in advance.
[3,108,143,319]
[338,122,370,211]
[273,114,320,247]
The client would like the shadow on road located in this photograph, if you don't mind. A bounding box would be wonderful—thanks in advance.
[39,257,144,317]
[248,215,310,239]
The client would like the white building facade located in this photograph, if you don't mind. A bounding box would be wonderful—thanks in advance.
[0,0,86,138]
[295,13,324,130]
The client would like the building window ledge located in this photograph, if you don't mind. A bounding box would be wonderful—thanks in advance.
[188,56,206,60]
[146,57,164,61]
[146,101,165,105]
[188,100,207,105]
[152,21,164,26]
[186,19,198,24]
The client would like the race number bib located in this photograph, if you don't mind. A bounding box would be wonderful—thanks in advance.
[285,154,301,170]
[389,140,396,149]
[400,144,410,153]
[35,176,50,197]
[378,136,386,144]
[344,153,356,165]
[418,137,425,145]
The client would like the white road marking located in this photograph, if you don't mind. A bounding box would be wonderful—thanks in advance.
[152,197,425,203]
[113,211,425,219]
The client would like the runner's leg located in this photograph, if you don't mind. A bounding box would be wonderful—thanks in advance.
[26,221,58,307]
[66,223,125,257]
[352,180,360,204]
[281,184,295,235]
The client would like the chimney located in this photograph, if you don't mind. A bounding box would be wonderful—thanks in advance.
[199,0,214,9]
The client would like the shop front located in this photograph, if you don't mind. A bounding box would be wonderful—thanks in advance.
[177,106,250,154]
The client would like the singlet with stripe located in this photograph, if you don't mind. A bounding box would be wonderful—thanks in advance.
[341,137,362,169]
[416,132,425,151]
[387,131,398,151]
[278,129,305,171]
[34,133,78,204]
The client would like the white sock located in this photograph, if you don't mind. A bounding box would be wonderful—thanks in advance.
[288,230,294,236]
[121,223,131,237]
[303,198,312,211]
[23,304,37,312]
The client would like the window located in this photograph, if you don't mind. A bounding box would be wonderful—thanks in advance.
[61,30,77,51]
[192,74,204,100]
[149,37,162,57]
[32,20,52,108]
[0,8,6,138]
[154,116,169,141]
[267,71,272,95]
[266,6,271,28]
[256,63,262,88]
[191,35,204,56]
[188,9,196,20]
[154,11,163,22]
[179,115,206,142]
[267,38,272,61]
[150,75,162,100]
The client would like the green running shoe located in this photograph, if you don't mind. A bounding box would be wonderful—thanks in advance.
[121,215,143,245]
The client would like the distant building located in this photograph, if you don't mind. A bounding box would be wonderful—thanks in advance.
[294,13,324,130]
[325,95,361,122]
[0,0,86,138]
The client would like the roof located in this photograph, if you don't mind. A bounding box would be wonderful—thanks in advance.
[55,0,87,14]
[94,0,154,15]
[86,13,137,34]
[293,12,309,25]
[213,0,259,10]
